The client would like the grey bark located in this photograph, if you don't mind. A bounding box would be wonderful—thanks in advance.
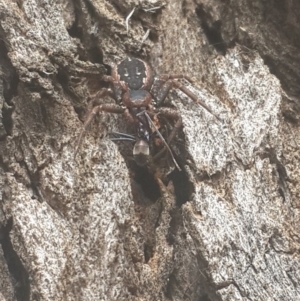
[0,0,299,300]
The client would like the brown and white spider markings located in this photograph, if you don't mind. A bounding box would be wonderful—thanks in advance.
[75,57,221,169]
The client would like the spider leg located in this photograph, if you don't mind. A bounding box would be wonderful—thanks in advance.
[152,107,182,162]
[172,79,222,121]
[110,131,136,140]
[74,103,125,158]
[109,131,136,142]
[140,110,181,170]
[151,75,193,106]
[152,76,222,121]
[160,74,194,84]
[85,88,114,117]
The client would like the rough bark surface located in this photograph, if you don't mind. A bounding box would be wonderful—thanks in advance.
[0,0,299,300]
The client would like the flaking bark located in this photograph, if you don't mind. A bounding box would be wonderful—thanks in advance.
[0,0,300,300]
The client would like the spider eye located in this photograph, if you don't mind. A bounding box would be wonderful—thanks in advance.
[136,67,141,75]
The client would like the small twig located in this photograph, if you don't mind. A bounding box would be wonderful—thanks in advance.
[141,29,150,44]
[142,5,165,13]
[125,7,135,34]
[138,29,151,51]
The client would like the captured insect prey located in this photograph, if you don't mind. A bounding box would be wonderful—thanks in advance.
[109,131,151,167]
[75,57,222,168]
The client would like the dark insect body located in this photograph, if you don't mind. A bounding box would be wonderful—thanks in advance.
[75,57,221,168]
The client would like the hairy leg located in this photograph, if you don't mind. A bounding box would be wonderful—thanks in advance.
[74,103,125,158]
[151,76,221,121]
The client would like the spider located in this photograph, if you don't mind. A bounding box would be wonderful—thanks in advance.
[75,57,221,168]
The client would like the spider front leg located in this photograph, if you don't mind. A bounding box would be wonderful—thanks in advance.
[151,75,193,106]
[152,75,222,121]
[74,102,125,158]
[84,88,115,119]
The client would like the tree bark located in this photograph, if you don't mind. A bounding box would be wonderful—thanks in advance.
[0,0,300,300]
